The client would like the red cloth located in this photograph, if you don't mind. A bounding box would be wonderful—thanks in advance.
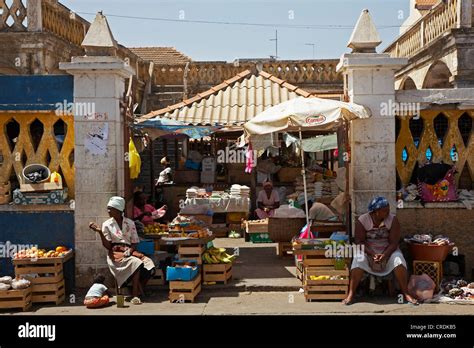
[84,295,109,308]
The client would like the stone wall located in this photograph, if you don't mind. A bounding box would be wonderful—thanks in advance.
[397,207,474,280]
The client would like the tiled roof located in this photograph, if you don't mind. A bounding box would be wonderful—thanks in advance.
[415,0,439,9]
[138,70,313,126]
[128,47,191,65]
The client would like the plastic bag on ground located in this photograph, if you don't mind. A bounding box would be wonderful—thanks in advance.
[408,274,436,301]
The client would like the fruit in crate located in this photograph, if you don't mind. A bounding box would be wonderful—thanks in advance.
[144,223,168,235]
[14,246,70,259]
[202,247,236,264]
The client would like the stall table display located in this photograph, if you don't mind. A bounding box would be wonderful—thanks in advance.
[13,248,73,305]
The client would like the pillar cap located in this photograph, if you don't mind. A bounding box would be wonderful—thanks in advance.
[82,11,118,56]
[347,9,382,53]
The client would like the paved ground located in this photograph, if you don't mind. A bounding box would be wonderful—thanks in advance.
[2,238,473,315]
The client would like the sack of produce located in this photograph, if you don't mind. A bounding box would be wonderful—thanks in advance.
[0,282,11,291]
[11,277,31,290]
[0,276,13,284]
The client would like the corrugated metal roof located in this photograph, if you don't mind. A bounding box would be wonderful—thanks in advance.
[139,70,313,126]
[129,47,191,65]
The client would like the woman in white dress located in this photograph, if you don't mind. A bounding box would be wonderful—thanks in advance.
[342,196,418,305]
[89,196,155,305]
[255,180,280,219]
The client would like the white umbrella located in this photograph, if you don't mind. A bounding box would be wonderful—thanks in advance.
[243,96,371,226]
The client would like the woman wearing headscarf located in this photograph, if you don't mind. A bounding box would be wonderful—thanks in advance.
[88,196,155,305]
[255,180,280,219]
[342,196,418,305]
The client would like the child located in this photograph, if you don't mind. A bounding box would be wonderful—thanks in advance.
[84,274,111,309]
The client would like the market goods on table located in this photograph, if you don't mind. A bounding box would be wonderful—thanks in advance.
[143,223,169,236]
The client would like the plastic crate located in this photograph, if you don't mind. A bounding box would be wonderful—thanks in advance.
[250,233,273,243]
[166,260,200,281]
[137,239,154,256]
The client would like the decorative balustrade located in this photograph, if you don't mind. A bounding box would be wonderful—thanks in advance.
[0,112,75,197]
[386,0,460,58]
[396,110,473,186]
[41,1,89,46]
[0,0,27,31]
[153,60,342,87]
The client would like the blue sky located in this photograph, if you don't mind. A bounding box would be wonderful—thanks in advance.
[61,0,410,61]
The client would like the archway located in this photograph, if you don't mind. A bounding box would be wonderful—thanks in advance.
[422,61,453,88]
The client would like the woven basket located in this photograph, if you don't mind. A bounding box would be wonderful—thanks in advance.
[268,217,306,242]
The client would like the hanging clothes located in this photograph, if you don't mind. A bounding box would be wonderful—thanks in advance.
[129,138,141,179]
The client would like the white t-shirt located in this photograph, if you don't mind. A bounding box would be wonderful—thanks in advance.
[85,283,108,298]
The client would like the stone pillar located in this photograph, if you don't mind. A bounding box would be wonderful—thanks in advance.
[337,10,408,233]
[60,56,133,286]
[27,0,43,32]
[457,0,472,28]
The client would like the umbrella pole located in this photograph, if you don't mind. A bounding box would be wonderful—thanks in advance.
[299,128,310,227]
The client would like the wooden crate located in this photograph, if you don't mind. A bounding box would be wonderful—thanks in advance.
[304,267,349,301]
[178,245,205,265]
[203,263,232,284]
[148,269,165,286]
[277,242,293,257]
[169,274,201,303]
[0,287,32,312]
[245,219,268,233]
[31,280,65,305]
[14,261,64,285]
[302,250,335,267]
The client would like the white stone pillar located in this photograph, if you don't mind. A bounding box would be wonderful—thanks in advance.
[27,0,43,32]
[337,54,407,232]
[60,56,134,286]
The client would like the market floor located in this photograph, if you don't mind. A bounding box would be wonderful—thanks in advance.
[6,291,474,315]
[2,239,473,315]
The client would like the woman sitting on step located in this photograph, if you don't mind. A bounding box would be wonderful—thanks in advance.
[89,196,155,305]
[342,196,418,305]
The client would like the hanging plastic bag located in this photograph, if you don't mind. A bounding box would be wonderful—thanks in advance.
[408,274,436,301]
[299,223,314,239]
[129,138,141,179]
